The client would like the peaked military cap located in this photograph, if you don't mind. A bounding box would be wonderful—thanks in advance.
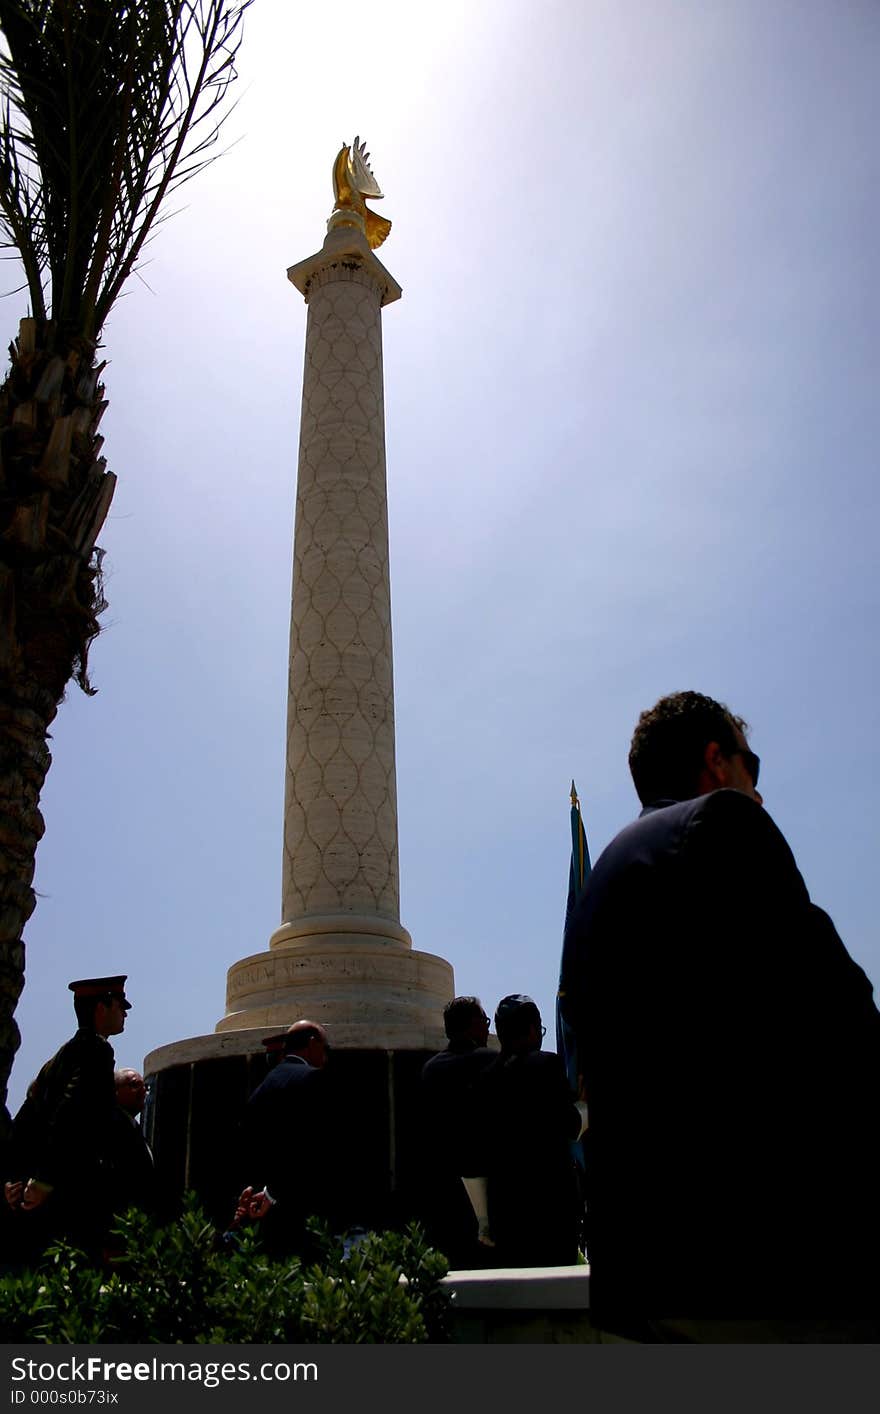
[68,975,131,1009]
[261,1031,288,1054]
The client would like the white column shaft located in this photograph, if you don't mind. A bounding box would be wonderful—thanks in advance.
[282,264,400,924]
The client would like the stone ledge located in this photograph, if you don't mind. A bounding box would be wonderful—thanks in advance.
[442,1265,590,1311]
[143,1027,447,1073]
[440,1266,598,1344]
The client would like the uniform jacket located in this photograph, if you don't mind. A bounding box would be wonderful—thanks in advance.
[9,1029,116,1191]
[5,1028,118,1257]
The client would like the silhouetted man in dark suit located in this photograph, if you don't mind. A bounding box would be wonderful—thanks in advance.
[418,996,494,1268]
[109,1069,157,1218]
[470,995,585,1269]
[559,691,880,1340]
[240,1019,338,1258]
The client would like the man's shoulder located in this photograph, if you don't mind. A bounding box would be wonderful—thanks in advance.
[111,1107,148,1144]
[585,797,697,880]
[626,788,762,831]
[578,789,805,936]
[420,1050,448,1084]
[481,1050,565,1102]
[57,1028,113,1061]
[485,1048,560,1077]
[599,790,773,863]
[678,790,795,867]
[565,793,788,950]
[33,1030,106,1088]
[67,1030,115,1077]
[421,1047,493,1084]
[48,1031,85,1064]
[522,1049,566,1079]
[249,1057,317,1102]
[687,787,766,824]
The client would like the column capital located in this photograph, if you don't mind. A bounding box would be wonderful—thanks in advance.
[287,225,402,307]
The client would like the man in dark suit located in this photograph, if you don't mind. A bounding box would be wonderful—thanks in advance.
[559,691,880,1339]
[418,996,494,1268]
[240,1019,338,1258]
[471,995,586,1268]
[109,1069,157,1217]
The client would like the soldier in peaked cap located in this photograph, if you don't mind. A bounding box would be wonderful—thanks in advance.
[261,1031,288,1072]
[3,975,132,1262]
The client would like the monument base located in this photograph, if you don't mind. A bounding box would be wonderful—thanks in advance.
[217,913,454,1047]
[142,1040,440,1232]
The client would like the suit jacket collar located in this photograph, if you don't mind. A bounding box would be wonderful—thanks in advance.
[639,798,681,816]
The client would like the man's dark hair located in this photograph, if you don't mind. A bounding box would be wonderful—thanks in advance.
[628,691,748,806]
[443,996,485,1041]
[494,994,541,1050]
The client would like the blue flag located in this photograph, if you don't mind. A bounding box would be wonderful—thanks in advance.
[556,781,591,1102]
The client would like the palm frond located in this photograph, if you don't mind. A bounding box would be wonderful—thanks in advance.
[0,0,252,341]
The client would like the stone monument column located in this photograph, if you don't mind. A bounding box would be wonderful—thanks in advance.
[142,145,455,1225]
[280,238,403,933]
[216,141,453,1046]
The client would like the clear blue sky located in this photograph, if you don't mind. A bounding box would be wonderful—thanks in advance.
[7,0,879,1109]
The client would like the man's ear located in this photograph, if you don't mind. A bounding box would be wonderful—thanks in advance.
[699,740,727,792]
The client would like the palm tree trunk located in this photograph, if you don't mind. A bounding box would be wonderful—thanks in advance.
[0,675,53,1139]
[0,318,116,1138]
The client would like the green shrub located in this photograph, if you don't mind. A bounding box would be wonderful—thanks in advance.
[0,1195,451,1344]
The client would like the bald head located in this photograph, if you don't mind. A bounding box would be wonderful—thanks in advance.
[284,1020,329,1069]
[115,1068,146,1116]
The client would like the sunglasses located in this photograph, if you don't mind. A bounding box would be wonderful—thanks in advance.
[732,748,760,789]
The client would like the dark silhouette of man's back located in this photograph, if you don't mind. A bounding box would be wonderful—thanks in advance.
[243,1020,337,1258]
[560,692,880,1339]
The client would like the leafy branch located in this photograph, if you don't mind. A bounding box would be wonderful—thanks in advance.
[0,0,253,341]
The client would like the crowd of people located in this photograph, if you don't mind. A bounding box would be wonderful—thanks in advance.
[419,993,587,1270]
[3,689,880,1342]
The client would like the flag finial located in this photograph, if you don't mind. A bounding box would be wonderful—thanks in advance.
[571,780,578,808]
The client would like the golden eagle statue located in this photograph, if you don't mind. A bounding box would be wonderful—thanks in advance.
[330,137,392,250]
